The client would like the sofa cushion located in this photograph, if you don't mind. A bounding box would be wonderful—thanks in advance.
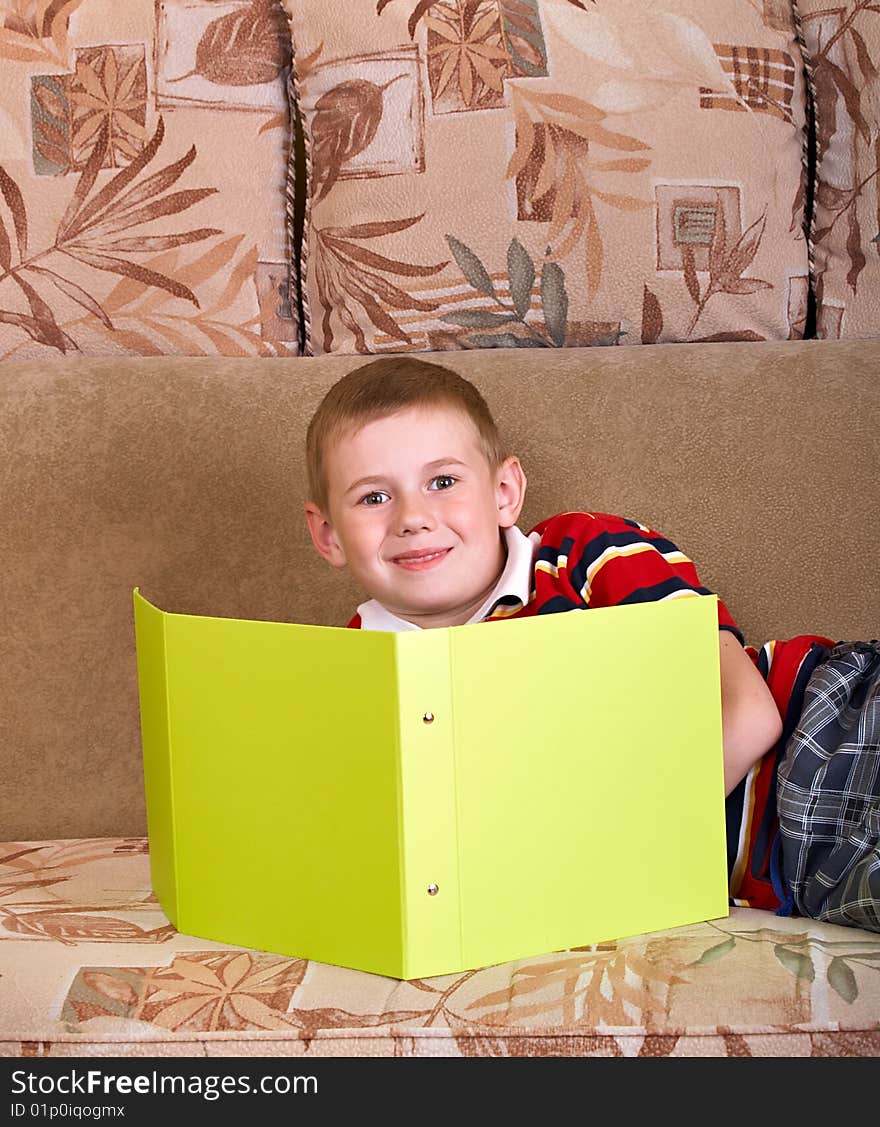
[797,1,880,339]
[0,0,296,360]
[2,837,879,1057]
[283,0,810,355]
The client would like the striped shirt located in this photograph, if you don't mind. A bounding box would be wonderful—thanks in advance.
[728,633,833,912]
[347,510,833,914]
[349,511,742,635]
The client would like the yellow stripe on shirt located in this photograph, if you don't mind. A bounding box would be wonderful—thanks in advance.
[579,542,681,602]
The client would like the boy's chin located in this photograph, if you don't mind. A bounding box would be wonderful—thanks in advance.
[380,594,464,622]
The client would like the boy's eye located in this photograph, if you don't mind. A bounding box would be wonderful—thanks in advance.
[360,491,389,506]
[429,475,457,491]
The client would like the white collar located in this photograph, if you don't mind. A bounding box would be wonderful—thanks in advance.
[356,524,539,632]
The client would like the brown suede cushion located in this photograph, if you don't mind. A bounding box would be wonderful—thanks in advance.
[1,339,878,839]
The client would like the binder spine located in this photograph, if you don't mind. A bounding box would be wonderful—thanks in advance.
[395,631,463,979]
[132,591,179,926]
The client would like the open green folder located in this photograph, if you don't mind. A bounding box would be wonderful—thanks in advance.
[133,588,729,980]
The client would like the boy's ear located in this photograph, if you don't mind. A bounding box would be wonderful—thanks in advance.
[495,455,527,529]
[305,502,347,568]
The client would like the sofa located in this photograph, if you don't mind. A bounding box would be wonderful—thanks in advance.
[1,0,879,1061]
[2,340,879,1058]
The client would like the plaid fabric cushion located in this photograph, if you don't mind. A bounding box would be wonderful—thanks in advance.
[777,641,880,933]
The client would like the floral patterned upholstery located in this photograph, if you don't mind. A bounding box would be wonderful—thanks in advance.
[0,0,296,360]
[2,839,878,1057]
[797,0,880,339]
[284,0,811,355]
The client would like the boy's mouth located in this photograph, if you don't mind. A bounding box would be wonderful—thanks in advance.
[391,547,452,571]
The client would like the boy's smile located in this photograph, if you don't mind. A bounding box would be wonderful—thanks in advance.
[305,405,526,628]
[392,546,452,570]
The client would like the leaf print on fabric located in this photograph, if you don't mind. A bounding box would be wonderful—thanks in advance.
[0,0,86,67]
[315,215,447,352]
[31,74,74,176]
[0,167,29,267]
[545,3,750,115]
[291,1005,433,1047]
[689,935,736,965]
[641,284,663,344]
[0,845,73,902]
[312,78,399,200]
[61,949,431,1036]
[426,3,510,112]
[1,839,141,895]
[540,260,568,346]
[427,233,621,350]
[40,238,271,358]
[376,1,559,113]
[496,0,549,78]
[57,120,219,303]
[0,159,75,349]
[0,840,170,941]
[447,233,498,296]
[303,48,424,196]
[774,943,816,981]
[62,951,306,1032]
[170,0,290,88]
[806,4,880,298]
[423,1,550,114]
[377,0,589,42]
[441,234,570,346]
[0,116,223,355]
[31,47,149,177]
[507,234,534,317]
[508,86,651,294]
[684,208,773,335]
[827,956,859,1003]
[377,0,444,40]
[145,953,308,1031]
[640,277,761,342]
[458,946,688,1031]
[1,908,176,945]
[694,920,880,1006]
[68,46,148,170]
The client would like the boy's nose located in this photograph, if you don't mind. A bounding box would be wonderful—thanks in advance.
[396,494,437,535]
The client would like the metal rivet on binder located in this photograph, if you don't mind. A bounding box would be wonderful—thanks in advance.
[427,883,439,896]
[422,712,434,724]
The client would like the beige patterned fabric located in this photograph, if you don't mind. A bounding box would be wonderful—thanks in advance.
[2,838,879,1057]
[283,0,810,356]
[0,1,297,359]
[798,1,880,339]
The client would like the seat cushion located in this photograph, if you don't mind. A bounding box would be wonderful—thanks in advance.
[2,838,878,1057]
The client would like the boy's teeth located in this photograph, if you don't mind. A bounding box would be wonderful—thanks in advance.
[398,549,445,561]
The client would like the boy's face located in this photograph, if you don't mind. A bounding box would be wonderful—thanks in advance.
[305,405,526,628]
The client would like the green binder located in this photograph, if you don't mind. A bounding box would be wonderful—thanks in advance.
[133,588,728,979]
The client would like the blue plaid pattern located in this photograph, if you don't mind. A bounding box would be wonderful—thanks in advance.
[777,641,880,932]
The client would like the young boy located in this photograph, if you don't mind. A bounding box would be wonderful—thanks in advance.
[303,356,844,918]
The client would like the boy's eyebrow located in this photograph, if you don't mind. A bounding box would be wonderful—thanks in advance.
[343,458,469,496]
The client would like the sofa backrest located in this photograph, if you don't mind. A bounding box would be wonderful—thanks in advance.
[1,339,878,839]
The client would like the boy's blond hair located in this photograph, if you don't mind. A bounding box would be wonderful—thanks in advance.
[306,356,508,511]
